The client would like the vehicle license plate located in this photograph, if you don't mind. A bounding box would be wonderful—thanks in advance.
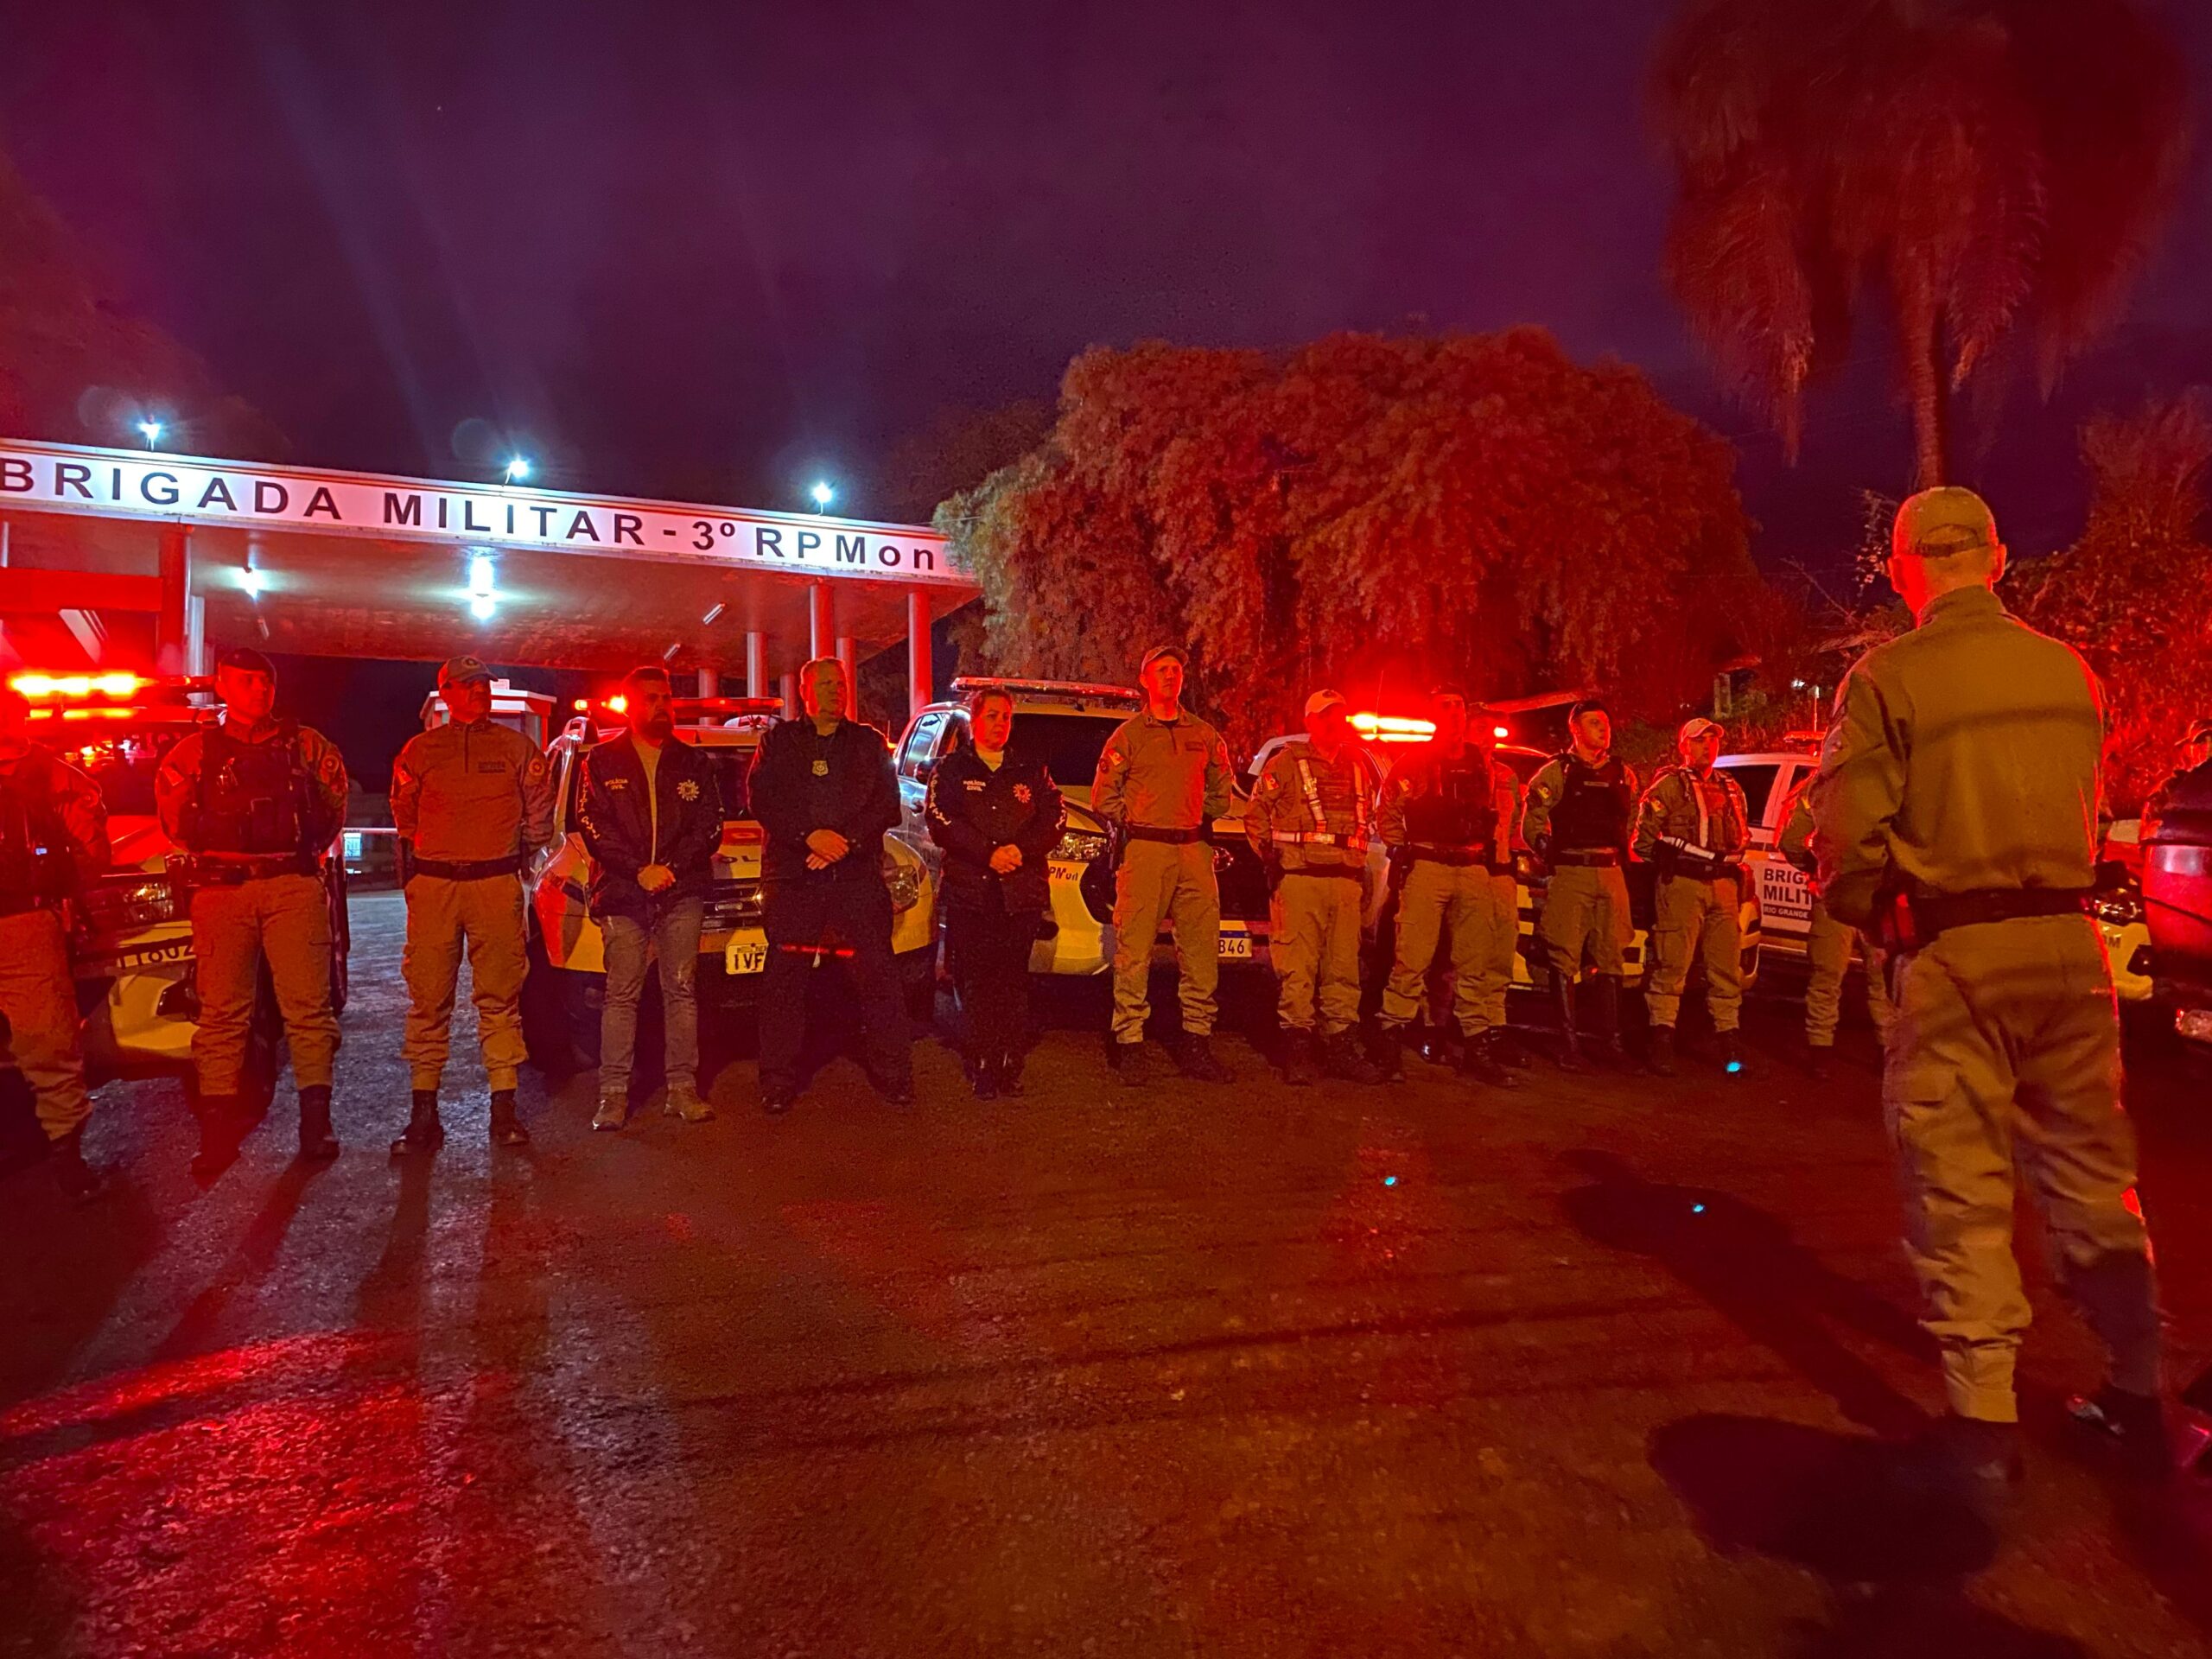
[1217,931,1254,960]
[724,931,769,975]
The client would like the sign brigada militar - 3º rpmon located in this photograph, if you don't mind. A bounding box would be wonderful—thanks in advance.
[0,437,962,585]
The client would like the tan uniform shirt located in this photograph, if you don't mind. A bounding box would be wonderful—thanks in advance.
[1092,709,1235,831]
[390,718,556,863]
[1809,586,2104,926]
[1246,741,1375,871]
[1634,766,1751,864]
[0,743,111,872]
[156,717,347,854]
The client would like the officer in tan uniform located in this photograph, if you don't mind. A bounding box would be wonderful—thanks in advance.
[1092,645,1236,1085]
[1523,701,1637,1071]
[156,647,347,1177]
[389,656,555,1154]
[1812,486,2168,1492]
[1247,690,1383,1086]
[1776,774,1891,1077]
[0,685,111,1203]
[1375,685,1524,1086]
[1635,717,1751,1077]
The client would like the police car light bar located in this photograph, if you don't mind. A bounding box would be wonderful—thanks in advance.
[1351,712,1436,744]
[10,671,147,700]
[672,697,785,715]
[950,677,1141,702]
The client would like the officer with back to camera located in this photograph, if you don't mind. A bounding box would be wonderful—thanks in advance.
[389,655,556,1154]
[0,685,111,1203]
[1812,485,2171,1498]
[156,646,347,1177]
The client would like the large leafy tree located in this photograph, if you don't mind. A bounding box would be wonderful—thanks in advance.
[2013,396,2212,810]
[1654,0,2188,490]
[939,329,1777,753]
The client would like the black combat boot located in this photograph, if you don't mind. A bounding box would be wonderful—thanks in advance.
[1646,1026,1678,1077]
[50,1128,109,1205]
[1460,1031,1518,1088]
[391,1090,444,1156]
[1718,1031,1749,1077]
[1493,1026,1535,1070]
[1552,975,1588,1073]
[297,1085,340,1161]
[1320,1031,1382,1084]
[998,1047,1027,1097]
[969,1053,1001,1101]
[1280,1029,1319,1086]
[1804,1042,1834,1081]
[2068,1386,2175,1481]
[1588,974,1628,1070]
[1106,1039,1151,1088]
[1895,1414,2024,1522]
[1370,1026,1407,1084]
[490,1089,529,1147]
[189,1094,248,1185]
[1174,1033,1235,1083]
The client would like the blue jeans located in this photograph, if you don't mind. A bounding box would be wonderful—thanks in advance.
[598,898,704,1097]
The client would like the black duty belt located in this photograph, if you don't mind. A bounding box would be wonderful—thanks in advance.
[1905,886,2092,942]
[1406,844,1484,866]
[1552,849,1622,867]
[412,855,524,881]
[1281,864,1363,881]
[1125,826,1204,844]
[189,855,318,885]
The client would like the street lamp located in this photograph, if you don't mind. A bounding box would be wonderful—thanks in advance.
[137,419,163,449]
[809,480,835,512]
[504,456,531,483]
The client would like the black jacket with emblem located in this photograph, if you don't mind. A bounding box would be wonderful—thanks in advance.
[576,732,725,924]
[746,716,899,886]
[925,742,1065,912]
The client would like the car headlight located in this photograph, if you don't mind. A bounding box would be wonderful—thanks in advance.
[882,852,924,912]
[2092,887,2145,928]
[1054,830,1109,863]
[78,875,181,932]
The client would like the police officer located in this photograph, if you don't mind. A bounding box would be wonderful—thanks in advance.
[1522,699,1637,1071]
[747,657,910,1114]
[2145,716,2211,820]
[577,665,725,1131]
[1092,645,1236,1086]
[1813,486,2168,1493]
[1776,774,1891,1077]
[0,686,110,1203]
[925,685,1065,1097]
[1375,685,1524,1086]
[389,656,556,1153]
[156,646,347,1175]
[1635,717,1751,1077]
[1247,690,1383,1085]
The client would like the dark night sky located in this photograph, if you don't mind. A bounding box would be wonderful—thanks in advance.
[3,0,2210,575]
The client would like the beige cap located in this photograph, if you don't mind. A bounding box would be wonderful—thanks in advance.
[1894,486,1999,558]
[1305,688,1348,718]
[1139,645,1189,674]
[1678,716,1725,745]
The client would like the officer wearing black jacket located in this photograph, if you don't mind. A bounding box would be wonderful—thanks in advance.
[746,657,910,1113]
[925,687,1065,1097]
[576,666,725,1132]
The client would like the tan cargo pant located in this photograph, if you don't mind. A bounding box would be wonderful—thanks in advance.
[1804,897,1894,1047]
[1271,871,1363,1034]
[191,873,340,1096]
[0,907,92,1141]
[1885,914,2159,1422]
[1646,874,1743,1032]
[403,874,529,1092]
[1111,839,1220,1044]
[1382,860,1516,1036]
[1539,863,1630,978]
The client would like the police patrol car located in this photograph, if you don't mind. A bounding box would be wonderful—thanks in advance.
[1715,741,2152,1002]
[11,671,350,1103]
[524,694,937,1065]
[891,677,1266,977]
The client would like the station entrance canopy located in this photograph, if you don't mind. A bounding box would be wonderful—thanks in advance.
[0,436,976,715]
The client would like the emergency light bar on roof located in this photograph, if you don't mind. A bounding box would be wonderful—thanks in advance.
[0,435,964,587]
[1351,712,1436,744]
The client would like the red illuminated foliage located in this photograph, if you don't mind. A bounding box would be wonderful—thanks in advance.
[938,330,1779,752]
[1654,0,2188,492]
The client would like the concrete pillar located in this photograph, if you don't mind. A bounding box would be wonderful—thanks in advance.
[779,671,798,720]
[696,667,719,697]
[185,595,207,677]
[836,634,859,719]
[907,589,933,720]
[156,527,190,675]
[809,581,836,660]
[746,630,767,698]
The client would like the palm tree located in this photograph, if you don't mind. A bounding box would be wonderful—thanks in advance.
[1654,0,2190,490]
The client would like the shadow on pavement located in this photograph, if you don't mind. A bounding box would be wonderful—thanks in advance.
[1560,1148,1931,1437]
[1652,1415,2082,1658]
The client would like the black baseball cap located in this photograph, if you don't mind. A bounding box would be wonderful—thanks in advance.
[215,645,276,678]
[1567,697,1608,721]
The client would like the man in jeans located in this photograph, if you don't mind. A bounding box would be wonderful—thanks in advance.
[576,666,725,1130]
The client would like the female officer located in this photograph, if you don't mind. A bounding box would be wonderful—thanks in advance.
[925,687,1065,1096]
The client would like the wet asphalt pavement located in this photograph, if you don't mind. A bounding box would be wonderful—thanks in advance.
[3,890,2211,1658]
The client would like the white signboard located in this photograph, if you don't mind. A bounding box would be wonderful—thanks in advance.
[0,438,965,587]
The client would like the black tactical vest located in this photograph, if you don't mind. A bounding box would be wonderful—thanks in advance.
[194,725,319,859]
[1402,748,1497,850]
[0,753,72,906]
[1548,753,1634,851]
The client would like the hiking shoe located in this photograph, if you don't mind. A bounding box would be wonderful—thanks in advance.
[591,1092,628,1132]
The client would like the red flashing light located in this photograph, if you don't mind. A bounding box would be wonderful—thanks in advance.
[1492,724,1510,740]
[1351,711,1437,745]
[11,671,146,701]
[607,693,629,715]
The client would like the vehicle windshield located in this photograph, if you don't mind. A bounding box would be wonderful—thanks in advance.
[1003,711,1124,789]
[32,721,194,817]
